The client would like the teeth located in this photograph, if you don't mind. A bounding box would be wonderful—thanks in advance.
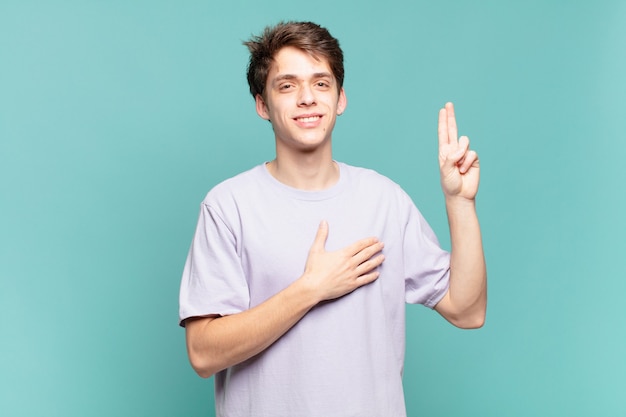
[297,116,320,122]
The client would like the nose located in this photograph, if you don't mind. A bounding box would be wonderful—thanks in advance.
[298,85,316,106]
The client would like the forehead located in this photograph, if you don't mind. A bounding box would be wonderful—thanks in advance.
[269,46,333,78]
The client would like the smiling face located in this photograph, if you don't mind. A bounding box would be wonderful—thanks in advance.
[255,46,347,155]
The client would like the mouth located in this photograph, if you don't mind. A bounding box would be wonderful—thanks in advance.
[294,115,321,123]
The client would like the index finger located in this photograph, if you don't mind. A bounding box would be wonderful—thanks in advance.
[438,107,449,148]
[344,237,381,256]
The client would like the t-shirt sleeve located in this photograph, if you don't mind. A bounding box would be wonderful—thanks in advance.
[403,202,451,308]
[178,202,250,326]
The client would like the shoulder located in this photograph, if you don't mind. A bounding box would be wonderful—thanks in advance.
[338,162,421,222]
[201,164,267,210]
[339,162,407,196]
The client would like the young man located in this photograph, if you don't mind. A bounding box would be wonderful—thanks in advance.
[179,21,486,417]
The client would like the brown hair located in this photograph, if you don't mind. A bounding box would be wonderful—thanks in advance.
[243,21,345,99]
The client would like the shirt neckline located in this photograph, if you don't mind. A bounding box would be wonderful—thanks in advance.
[258,161,348,201]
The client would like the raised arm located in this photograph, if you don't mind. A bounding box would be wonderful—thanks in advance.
[433,102,487,329]
[185,221,385,377]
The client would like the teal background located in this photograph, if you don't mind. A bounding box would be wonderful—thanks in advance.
[1,0,625,416]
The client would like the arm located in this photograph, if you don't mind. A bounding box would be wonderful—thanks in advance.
[433,102,487,329]
[185,220,385,377]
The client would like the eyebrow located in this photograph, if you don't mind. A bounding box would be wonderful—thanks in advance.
[271,72,334,85]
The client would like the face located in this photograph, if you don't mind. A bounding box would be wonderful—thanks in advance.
[255,46,347,154]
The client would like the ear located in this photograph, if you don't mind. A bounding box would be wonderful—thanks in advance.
[255,94,270,120]
[336,87,347,115]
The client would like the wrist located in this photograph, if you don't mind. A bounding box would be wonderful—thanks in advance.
[293,273,325,307]
[444,194,476,209]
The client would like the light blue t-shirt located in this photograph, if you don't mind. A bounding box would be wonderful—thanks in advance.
[179,162,450,417]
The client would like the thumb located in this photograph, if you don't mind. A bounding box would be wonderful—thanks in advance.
[451,136,470,164]
[441,136,469,171]
[310,220,329,252]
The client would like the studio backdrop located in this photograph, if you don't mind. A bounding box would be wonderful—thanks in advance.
[1,1,625,416]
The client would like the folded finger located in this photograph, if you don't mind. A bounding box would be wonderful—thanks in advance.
[459,150,478,174]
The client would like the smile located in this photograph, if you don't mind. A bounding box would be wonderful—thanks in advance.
[295,115,321,123]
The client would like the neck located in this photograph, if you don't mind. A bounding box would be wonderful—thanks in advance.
[267,150,338,191]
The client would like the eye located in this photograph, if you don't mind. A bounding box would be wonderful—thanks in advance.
[279,83,294,91]
[315,80,331,89]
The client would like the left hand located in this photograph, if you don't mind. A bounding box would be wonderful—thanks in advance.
[438,102,480,201]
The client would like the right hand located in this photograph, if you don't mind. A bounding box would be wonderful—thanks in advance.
[301,220,385,302]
